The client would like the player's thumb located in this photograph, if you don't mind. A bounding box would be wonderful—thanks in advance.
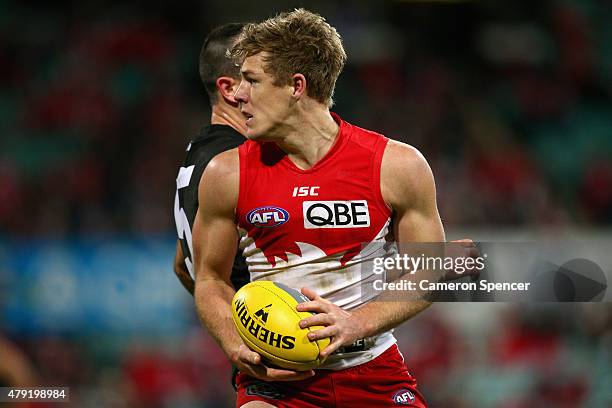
[240,346,261,365]
[248,353,261,365]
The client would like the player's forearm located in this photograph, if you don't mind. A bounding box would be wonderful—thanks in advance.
[174,263,195,295]
[174,242,195,295]
[351,267,438,338]
[351,297,431,339]
[194,278,244,360]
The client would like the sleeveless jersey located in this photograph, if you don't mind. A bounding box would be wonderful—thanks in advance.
[236,113,397,370]
[174,124,249,290]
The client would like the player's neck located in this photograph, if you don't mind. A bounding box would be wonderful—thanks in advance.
[210,101,247,137]
[277,107,339,170]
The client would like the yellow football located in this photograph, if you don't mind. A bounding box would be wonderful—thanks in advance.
[231,281,330,371]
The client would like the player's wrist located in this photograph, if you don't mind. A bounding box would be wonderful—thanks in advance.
[349,309,376,339]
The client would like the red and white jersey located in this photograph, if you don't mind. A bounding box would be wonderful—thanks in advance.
[236,113,397,369]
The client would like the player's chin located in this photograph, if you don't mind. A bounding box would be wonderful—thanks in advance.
[246,129,272,142]
[245,125,259,138]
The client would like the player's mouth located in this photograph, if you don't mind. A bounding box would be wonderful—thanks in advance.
[242,111,254,125]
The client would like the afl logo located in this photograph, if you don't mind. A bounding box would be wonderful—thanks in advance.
[247,206,290,228]
[392,389,415,405]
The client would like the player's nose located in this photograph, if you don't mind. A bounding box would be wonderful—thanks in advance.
[234,80,249,104]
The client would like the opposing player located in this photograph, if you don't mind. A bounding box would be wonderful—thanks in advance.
[173,23,249,294]
[193,9,462,407]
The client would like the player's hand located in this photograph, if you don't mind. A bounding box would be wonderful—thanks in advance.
[297,287,362,359]
[231,344,315,382]
[444,239,481,281]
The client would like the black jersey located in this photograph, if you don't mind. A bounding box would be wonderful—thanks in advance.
[173,124,248,290]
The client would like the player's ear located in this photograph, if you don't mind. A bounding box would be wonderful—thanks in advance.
[216,76,240,105]
[291,73,307,100]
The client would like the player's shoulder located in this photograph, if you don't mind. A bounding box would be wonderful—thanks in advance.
[204,147,239,178]
[381,140,435,205]
[198,148,240,207]
[337,114,429,174]
[342,118,387,150]
[382,140,429,171]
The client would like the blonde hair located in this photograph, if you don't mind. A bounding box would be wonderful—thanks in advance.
[230,8,347,107]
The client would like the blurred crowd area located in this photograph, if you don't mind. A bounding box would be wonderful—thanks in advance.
[1,304,611,407]
[1,0,612,238]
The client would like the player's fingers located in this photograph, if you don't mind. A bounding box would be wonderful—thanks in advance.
[238,345,261,365]
[319,337,344,358]
[300,287,320,301]
[296,300,327,313]
[307,325,336,341]
[299,313,333,329]
[451,238,473,244]
[265,367,315,381]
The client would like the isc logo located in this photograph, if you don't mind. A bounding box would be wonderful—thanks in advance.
[292,186,319,197]
[392,389,415,405]
[247,206,290,228]
[303,200,370,229]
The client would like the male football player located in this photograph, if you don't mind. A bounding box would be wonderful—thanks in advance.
[193,9,473,407]
[173,23,249,294]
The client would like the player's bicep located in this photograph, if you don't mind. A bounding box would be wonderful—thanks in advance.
[192,150,240,284]
[393,167,444,243]
[382,141,445,243]
[394,204,444,244]
[192,207,237,283]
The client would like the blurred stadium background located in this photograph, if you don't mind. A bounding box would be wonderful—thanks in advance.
[1,0,611,406]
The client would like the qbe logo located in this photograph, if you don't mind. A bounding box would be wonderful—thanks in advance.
[303,200,370,229]
[247,206,290,228]
[392,389,415,405]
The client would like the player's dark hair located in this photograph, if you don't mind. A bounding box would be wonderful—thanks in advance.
[199,23,245,104]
